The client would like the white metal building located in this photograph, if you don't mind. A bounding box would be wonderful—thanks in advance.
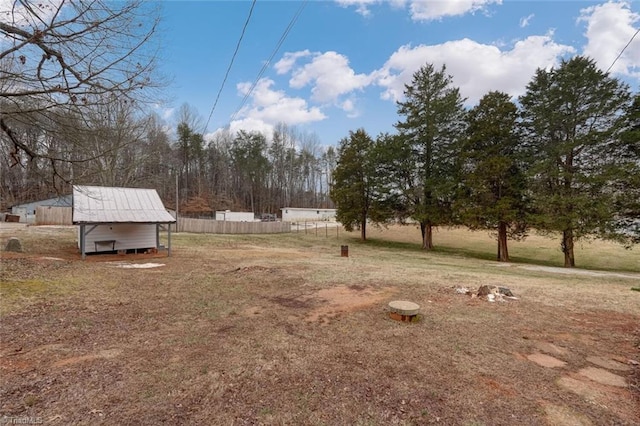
[215,210,256,221]
[73,185,176,259]
[11,195,72,223]
[281,207,336,222]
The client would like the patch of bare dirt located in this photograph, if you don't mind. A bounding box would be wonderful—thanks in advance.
[298,285,397,323]
[557,374,637,421]
[52,349,122,368]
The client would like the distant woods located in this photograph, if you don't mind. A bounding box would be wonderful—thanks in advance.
[1,113,338,216]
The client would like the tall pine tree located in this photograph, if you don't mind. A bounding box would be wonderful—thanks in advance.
[609,93,640,245]
[458,91,528,262]
[394,64,466,249]
[519,56,632,267]
[330,129,376,240]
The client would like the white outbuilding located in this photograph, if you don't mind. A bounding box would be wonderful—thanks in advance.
[280,207,336,222]
[72,185,176,259]
[215,210,256,221]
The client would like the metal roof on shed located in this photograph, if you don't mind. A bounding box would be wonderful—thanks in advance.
[72,185,176,224]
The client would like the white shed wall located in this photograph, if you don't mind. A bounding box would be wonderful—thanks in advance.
[78,224,157,253]
[11,207,28,223]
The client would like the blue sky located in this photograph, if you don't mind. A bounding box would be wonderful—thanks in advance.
[156,1,640,147]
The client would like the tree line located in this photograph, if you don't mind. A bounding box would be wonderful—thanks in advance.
[0,103,338,216]
[331,57,639,268]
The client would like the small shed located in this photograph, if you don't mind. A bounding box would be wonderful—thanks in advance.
[72,185,176,259]
[281,207,336,222]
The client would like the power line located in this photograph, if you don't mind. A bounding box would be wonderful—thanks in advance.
[230,0,308,123]
[605,27,640,74]
[203,0,257,134]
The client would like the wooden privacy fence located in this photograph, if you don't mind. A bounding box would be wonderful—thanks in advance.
[178,218,291,234]
[36,206,72,225]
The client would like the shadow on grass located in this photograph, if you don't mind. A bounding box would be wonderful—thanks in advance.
[343,235,579,270]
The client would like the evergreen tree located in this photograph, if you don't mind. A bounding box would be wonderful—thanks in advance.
[230,131,270,214]
[519,56,632,267]
[458,91,528,261]
[394,64,466,249]
[330,129,376,240]
[609,93,640,245]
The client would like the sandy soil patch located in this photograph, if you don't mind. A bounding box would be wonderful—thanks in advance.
[557,374,637,420]
[107,262,165,269]
[301,285,397,323]
[52,349,122,368]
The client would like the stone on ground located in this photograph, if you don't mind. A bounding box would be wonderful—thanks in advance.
[577,367,626,387]
[544,403,594,426]
[4,237,23,252]
[586,356,631,372]
[527,353,567,368]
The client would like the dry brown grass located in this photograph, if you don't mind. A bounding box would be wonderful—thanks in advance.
[1,223,639,425]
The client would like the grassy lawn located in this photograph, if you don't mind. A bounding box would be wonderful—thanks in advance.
[1,223,638,425]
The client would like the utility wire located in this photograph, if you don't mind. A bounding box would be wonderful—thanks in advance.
[230,0,308,123]
[203,0,257,134]
[605,27,640,74]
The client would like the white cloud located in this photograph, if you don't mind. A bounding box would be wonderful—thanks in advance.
[273,33,576,113]
[231,78,326,132]
[226,117,276,140]
[206,118,275,143]
[335,0,379,17]
[578,1,640,77]
[520,13,534,28]
[0,0,64,27]
[341,99,355,112]
[336,0,501,21]
[208,78,327,141]
[409,0,502,21]
[149,104,174,123]
[0,0,65,48]
[340,98,362,118]
[287,51,372,104]
[274,50,312,75]
[373,35,575,105]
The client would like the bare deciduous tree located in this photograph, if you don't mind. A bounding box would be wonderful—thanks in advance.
[0,0,163,169]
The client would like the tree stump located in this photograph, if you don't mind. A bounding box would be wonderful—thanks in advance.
[388,300,420,322]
